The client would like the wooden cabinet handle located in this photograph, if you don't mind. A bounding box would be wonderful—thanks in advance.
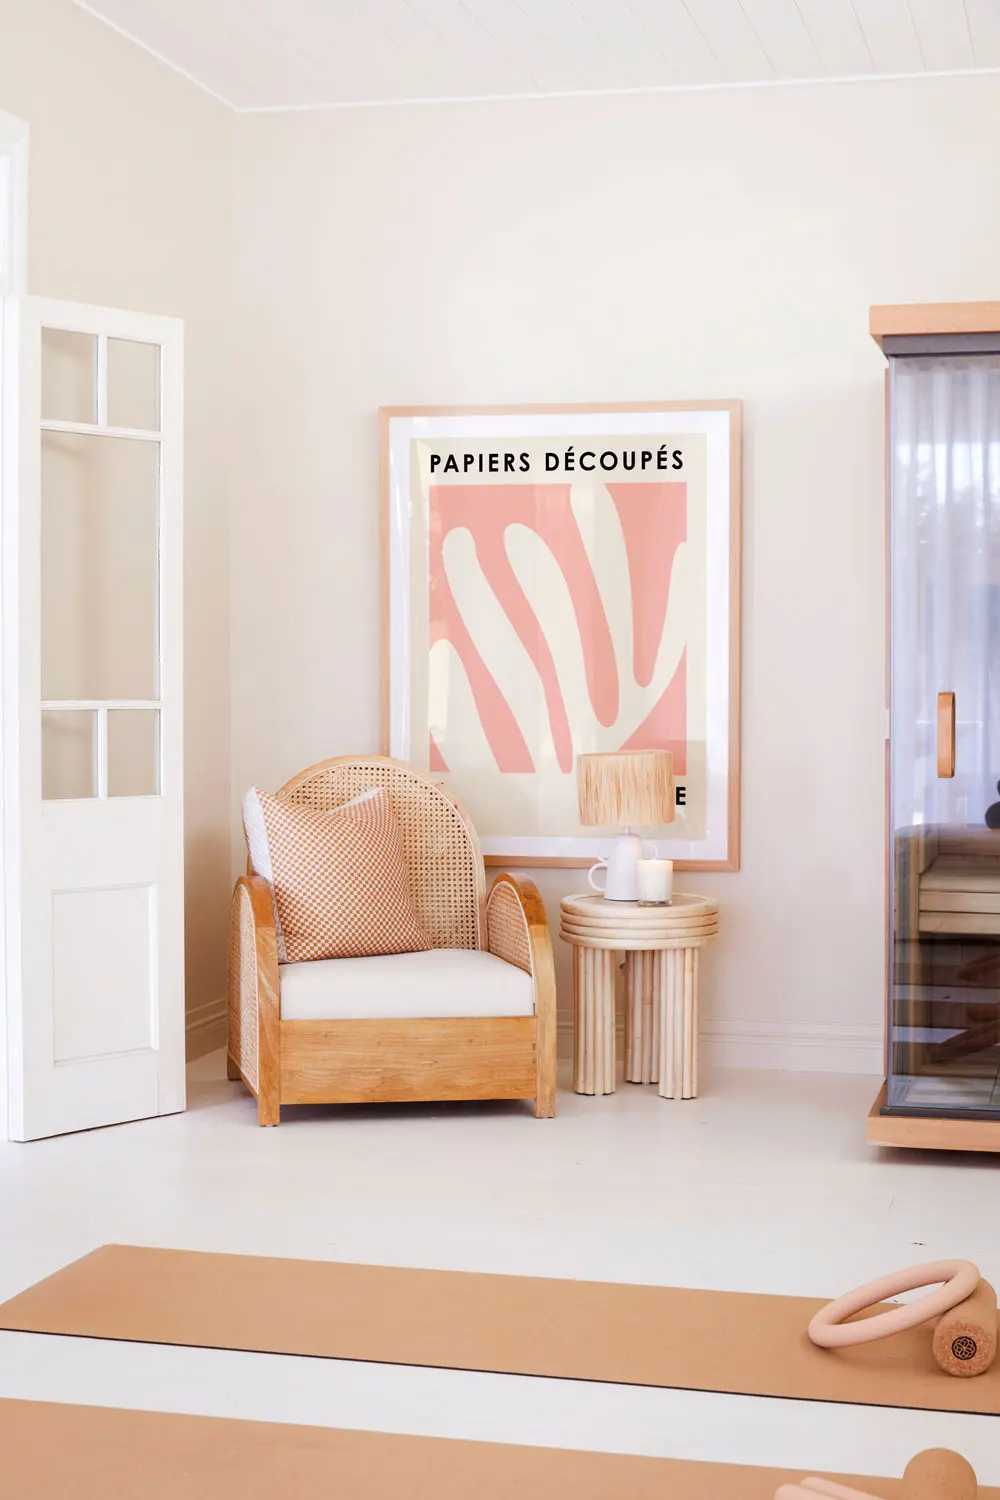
[937,691,955,779]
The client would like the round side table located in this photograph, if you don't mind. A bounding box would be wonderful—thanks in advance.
[559,893,719,1099]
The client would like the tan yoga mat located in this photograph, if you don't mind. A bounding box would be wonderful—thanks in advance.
[1,1398,997,1500]
[3,1244,1000,1417]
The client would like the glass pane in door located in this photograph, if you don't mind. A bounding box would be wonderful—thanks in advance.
[41,710,96,800]
[41,329,95,424]
[40,430,159,701]
[888,354,1000,1115]
[108,709,159,797]
[107,338,160,431]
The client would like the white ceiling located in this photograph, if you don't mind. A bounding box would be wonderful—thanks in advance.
[77,0,1000,110]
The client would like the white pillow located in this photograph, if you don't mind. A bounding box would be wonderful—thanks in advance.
[242,787,287,959]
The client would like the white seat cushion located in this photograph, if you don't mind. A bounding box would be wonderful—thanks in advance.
[278,947,534,1021]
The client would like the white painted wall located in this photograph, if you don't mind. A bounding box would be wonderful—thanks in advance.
[0,0,232,1047]
[230,73,1000,1071]
[6,4,997,1074]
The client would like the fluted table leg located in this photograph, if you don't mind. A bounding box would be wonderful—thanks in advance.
[657,945,700,1100]
[625,951,659,1084]
[574,946,617,1094]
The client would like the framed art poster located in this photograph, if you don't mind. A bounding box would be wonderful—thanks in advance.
[380,402,741,870]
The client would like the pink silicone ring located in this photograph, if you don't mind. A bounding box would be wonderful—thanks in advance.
[807,1260,980,1349]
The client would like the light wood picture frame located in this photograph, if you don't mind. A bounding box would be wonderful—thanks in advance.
[380,402,742,871]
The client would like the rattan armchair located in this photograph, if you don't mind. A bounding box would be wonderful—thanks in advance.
[227,755,557,1124]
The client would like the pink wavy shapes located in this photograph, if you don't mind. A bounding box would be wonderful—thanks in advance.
[428,732,448,772]
[429,484,617,774]
[621,647,687,774]
[606,482,687,689]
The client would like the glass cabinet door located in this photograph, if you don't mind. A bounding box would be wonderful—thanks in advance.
[888,354,1000,1116]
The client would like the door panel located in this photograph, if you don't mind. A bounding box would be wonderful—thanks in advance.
[2,296,184,1140]
[52,885,155,1062]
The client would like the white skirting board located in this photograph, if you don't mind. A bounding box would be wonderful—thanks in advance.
[195,994,881,1075]
[186,997,228,1060]
[556,1016,882,1075]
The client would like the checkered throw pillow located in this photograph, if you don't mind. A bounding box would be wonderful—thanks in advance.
[251,786,430,962]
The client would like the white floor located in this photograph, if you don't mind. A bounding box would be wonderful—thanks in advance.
[1,1054,999,1484]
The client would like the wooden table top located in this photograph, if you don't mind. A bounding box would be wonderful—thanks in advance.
[559,892,719,949]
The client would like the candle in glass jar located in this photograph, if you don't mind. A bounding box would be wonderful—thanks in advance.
[636,858,673,906]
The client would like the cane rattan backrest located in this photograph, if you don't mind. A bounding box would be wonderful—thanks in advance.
[277,756,485,951]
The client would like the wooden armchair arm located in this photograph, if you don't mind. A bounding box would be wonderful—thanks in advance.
[485,874,557,1117]
[226,875,281,1125]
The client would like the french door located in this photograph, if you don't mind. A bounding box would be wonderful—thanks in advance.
[1,297,185,1140]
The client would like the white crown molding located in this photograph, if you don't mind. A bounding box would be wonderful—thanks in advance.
[74,1,238,110]
[70,6,1000,116]
[237,64,1000,114]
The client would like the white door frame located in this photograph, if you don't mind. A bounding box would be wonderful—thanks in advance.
[0,111,28,297]
[0,110,27,1140]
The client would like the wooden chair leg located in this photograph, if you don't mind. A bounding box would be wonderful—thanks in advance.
[226,1054,241,1081]
[256,922,281,1126]
[534,1078,556,1118]
[256,1005,280,1125]
[534,1004,557,1116]
[533,942,557,1119]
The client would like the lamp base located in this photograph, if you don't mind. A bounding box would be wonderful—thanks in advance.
[588,831,650,902]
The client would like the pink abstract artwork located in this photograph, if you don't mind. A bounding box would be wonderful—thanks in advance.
[428,481,688,776]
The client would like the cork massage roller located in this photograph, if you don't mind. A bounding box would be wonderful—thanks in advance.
[806,1260,997,1379]
[774,1447,979,1500]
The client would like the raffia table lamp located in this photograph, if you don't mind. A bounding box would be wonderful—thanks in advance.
[576,749,674,902]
